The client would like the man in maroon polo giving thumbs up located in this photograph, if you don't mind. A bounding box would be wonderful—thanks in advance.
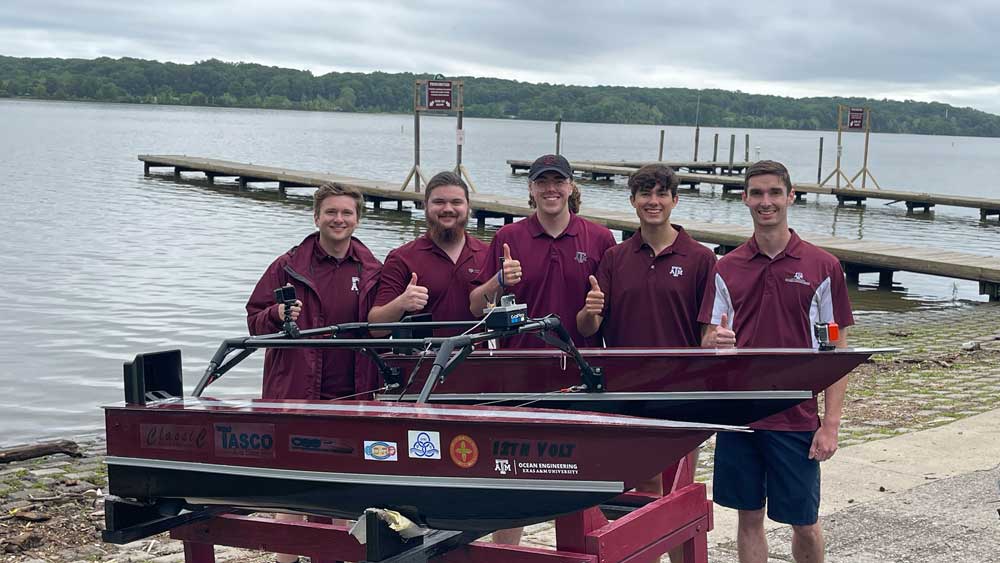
[470,154,616,350]
[370,171,487,331]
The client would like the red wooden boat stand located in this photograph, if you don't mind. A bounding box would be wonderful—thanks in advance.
[170,451,710,563]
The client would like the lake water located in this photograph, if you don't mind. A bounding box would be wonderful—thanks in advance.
[1,99,998,446]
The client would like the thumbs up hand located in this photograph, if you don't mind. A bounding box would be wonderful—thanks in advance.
[499,243,523,287]
[399,272,429,312]
[583,275,605,316]
[705,312,737,348]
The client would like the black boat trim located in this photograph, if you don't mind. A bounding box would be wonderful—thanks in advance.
[104,456,624,493]
[383,390,814,402]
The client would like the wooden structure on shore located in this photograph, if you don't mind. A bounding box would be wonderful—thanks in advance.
[139,155,1000,300]
[506,159,1000,220]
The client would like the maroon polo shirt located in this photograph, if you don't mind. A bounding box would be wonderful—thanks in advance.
[597,226,717,348]
[311,241,362,399]
[697,229,855,431]
[375,233,489,326]
[475,213,616,348]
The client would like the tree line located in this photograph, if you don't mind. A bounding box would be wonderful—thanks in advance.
[2,55,998,137]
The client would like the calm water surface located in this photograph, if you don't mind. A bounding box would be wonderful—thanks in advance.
[1,99,998,445]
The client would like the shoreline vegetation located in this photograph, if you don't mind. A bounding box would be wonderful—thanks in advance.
[3,55,1000,137]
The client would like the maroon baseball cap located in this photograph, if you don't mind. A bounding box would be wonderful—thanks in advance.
[528,154,572,181]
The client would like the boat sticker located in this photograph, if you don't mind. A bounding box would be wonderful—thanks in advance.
[364,441,398,461]
[516,461,579,475]
[407,431,441,459]
[494,459,514,476]
[289,435,354,455]
[140,424,208,451]
[449,435,479,468]
[492,440,577,459]
[214,423,275,459]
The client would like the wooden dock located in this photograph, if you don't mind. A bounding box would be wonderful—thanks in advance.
[140,155,1000,300]
[507,159,1000,219]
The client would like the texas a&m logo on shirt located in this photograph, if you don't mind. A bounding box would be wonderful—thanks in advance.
[574,251,588,264]
[785,272,810,286]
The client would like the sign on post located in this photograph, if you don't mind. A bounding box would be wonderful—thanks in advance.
[426,80,453,110]
[848,107,865,129]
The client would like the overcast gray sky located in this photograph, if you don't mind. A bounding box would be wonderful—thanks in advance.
[3,0,1000,114]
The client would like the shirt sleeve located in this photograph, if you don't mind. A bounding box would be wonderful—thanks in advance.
[697,267,734,327]
[828,261,855,329]
[373,250,409,307]
[695,249,718,324]
[246,258,287,335]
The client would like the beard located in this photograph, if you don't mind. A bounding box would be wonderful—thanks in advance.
[428,213,468,244]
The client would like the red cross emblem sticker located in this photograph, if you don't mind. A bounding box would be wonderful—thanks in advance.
[449,434,479,468]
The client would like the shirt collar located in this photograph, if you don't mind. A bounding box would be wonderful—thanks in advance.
[526,212,581,239]
[630,225,691,257]
[746,229,802,261]
[313,238,359,263]
[415,233,483,262]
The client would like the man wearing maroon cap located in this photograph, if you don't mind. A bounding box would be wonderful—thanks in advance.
[469,155,615,545]
[699,160,854,563]
[469,154,616,349]
[370,171,487,330]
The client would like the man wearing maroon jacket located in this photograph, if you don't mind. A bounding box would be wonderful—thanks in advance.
[469,154,616,545]
[699,160,854,563]
[246,182,382,563]
[370,171,487,330]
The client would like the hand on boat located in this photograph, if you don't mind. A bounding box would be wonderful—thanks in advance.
[278,300,302,322]
[583,275,605,315]
[501,243,522,286]
[399,273,429,312]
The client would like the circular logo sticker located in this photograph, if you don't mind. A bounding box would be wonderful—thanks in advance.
[449,435,479,468]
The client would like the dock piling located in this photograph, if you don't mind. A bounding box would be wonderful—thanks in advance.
[727,134,736,175]
[658,130,665,161]
[712,134,719,164]
[817,137,824,185]
[744,134,750,163]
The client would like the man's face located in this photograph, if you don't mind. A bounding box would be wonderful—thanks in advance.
[425,184,469,241]
[630,184,677,227]
[743,174,794,228]
[314,195,359,245]
[530,171,572,216]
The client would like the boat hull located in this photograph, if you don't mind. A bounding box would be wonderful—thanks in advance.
[105,399,723,531]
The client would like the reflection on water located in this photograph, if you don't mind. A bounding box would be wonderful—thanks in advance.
[0,99,997,445]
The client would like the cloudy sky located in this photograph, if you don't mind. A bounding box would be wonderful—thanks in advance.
[3,0,1000,114]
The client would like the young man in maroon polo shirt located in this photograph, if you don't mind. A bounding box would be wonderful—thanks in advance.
[578,163,716,563]
[246,183,382,563]
[699,160,854,563]
[370,171,487,329]
[469,154,615,546]
[469,154,616,349]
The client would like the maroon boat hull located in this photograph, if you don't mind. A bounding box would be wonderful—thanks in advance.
[104,398,725,531]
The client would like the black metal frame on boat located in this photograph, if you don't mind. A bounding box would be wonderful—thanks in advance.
[193,315,605,401]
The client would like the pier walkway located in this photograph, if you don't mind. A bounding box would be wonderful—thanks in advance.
[140,155,1000,300]
[507,159,1000,220]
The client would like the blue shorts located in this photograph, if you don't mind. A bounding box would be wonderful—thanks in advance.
[712,430,820,526]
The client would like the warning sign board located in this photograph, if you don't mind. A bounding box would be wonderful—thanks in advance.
[848,107,865,129]
[426,81,453,110]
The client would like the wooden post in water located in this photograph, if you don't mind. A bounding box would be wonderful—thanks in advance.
[658,129,665,161]
[693,127,701,161]
[712,134,719,163]
[744,134,750,163]
[727,134,736,175]
[555,118,562,155]
[817,137,824,184]
[414,108,421,193]
[835,106,842,189]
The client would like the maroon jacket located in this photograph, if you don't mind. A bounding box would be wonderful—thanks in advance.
[246,233,382,400]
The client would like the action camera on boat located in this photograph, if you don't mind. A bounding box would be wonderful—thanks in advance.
[483,294,528,330]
